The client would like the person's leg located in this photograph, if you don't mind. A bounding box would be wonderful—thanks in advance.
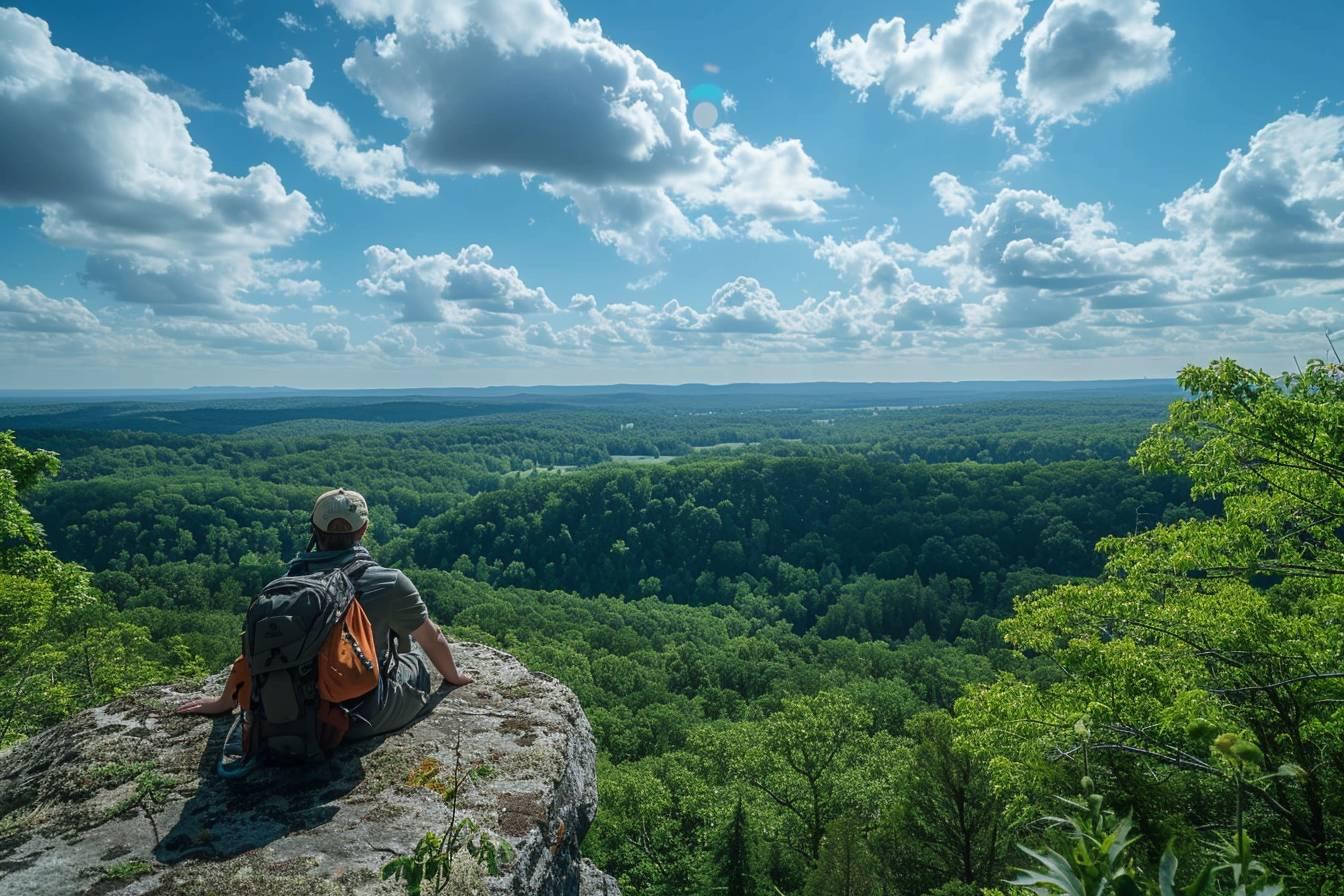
[345,648,432,741]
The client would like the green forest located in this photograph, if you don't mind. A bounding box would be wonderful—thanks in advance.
[2,363,1341,895]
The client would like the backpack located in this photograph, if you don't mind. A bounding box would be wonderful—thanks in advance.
[218,558,381,777]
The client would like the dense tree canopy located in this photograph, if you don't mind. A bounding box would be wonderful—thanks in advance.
[2,370,1336,893]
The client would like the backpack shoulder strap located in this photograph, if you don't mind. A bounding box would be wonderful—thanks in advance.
[341,558,376,584]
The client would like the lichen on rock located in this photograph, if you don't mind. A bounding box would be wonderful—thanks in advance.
[0,643,618,895]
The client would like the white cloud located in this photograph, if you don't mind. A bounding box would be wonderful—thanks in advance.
[0,9,316,316]
[814,0,1028,122]
[368,324,420,358]
[923,112,1344,333]
[700,277,785,334]
[626,271,667,292]
[743,219,789,243]
[312,304,341,315]
[930,172,978,216]
[358,244,556,323]
[813,228,962,330]
[278,12,311,31]
[817,0,1175,170]
[540,183,703,263]
[80,256,258,318]
[0,281,101,333]
[933,188,1174,327]
[1161,113,1344,290]
[205,3,244,41]
[276,277,323,298]
[422,109,1344,365]
[1019,0,1173,123]
[153,318,317,354]
[245,58,437,200]
[335,2,718,186]
[712,139,847,221]
[311,323,352,352]
[319,0,843,259]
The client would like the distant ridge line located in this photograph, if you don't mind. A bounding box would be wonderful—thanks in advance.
[1,378,1173,401]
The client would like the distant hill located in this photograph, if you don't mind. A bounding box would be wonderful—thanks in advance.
[0,379,1180,435]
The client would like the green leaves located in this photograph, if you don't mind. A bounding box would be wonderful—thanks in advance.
[1011,794,1285,896]
[0,432,198,746]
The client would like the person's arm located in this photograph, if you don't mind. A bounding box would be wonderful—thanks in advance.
[176,657,245,714]
[410,618,473,687]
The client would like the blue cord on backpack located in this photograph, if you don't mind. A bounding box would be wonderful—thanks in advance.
[216,713,257,779]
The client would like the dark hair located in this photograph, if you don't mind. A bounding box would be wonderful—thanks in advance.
[311,523,362,552]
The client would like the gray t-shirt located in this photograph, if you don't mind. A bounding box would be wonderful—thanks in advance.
[287,545,428,663]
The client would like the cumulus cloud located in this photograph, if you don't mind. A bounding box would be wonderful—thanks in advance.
[276,277,323,298]
[930,172,978,216]
[540,183,703,263]
[1019,0,1174,122]
[712,139,848,221]
[319,0,843,258]
[368,324,420,358]
[0,281,101,333]
[814,0,1028,122]
[931,188,1174,327]
[245,58,437,200]
[158,107,1343,369]
[1161,113,1344,289]
[358,244,556,323]
[0,9,316,315]
[79,257,247,317]
[311,322,352,352]
[813,228,962,330]
[816,0,1174,169]
[334,2,716,185]
[921,112,1344,335]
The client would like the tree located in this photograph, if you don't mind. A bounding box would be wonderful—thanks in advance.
[877,712,1012,892]
[958,359,1344,885]
[704,691,897,863]
[0,431,200,745]
[720,799,753,896]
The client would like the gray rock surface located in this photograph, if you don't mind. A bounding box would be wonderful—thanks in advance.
[0,643,619,896]
[578,858,621,896]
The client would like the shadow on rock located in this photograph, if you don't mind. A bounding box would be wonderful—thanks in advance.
[156,686,458,864]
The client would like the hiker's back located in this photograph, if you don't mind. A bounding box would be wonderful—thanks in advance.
[283,546,433,741]
[234,557,380,770]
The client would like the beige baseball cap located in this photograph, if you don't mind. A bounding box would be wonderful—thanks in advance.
[312,487,368,533]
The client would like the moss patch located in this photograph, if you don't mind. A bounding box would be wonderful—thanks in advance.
[358,744,424,797]
[150,855,369,896]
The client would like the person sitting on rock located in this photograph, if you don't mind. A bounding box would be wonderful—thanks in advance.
[176,487,472,739]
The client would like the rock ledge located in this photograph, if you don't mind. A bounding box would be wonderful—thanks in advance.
[0,643,618,895]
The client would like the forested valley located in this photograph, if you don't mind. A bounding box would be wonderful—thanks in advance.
[3,365,1341,895]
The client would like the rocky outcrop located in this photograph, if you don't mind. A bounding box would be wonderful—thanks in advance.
[0,643,619,896]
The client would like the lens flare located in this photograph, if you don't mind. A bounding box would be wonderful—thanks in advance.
[688,82,727,130]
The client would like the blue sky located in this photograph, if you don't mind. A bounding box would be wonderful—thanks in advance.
[1,0,1341,388]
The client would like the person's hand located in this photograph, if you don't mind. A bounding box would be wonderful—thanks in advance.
[442,672,474,687]
[175,695,237,715]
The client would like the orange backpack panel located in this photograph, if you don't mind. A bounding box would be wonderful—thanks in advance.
[317,598,380,703]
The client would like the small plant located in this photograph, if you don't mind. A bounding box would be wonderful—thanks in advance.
[382,737,515,896]
[93,760,180,846]
[1009,724,1288,896]
[102,859,152,881]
